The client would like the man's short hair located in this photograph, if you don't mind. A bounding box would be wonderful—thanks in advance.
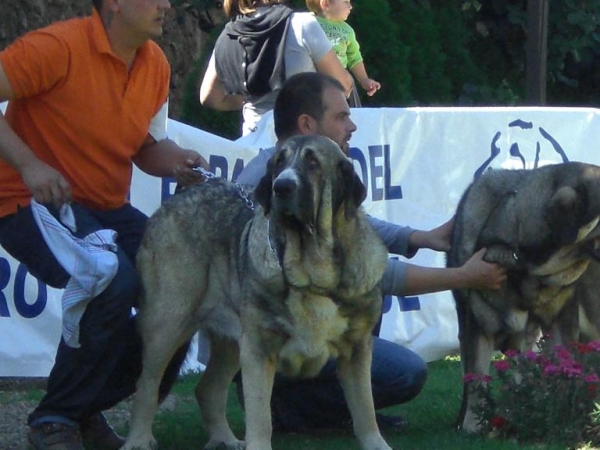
[274,72,345,140]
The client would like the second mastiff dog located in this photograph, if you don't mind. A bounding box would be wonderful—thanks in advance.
[122,135,392,450]
[448,162,600,433]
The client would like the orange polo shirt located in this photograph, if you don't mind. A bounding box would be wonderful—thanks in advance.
[0,10,170,217]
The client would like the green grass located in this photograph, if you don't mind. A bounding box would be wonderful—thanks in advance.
[147,358,568,450]
[1,359,570,448]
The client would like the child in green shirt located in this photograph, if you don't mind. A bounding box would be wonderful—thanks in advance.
[306,0,381,101]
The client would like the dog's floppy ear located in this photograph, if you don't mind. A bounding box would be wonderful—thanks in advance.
[254,158,274,215]
[547,185,582,245]
[340,158,366,220]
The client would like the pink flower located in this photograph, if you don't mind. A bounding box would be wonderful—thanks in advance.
[463,373,480,383]
[560,363,583,378]
[504,349,519,358]
[524,350,538,361]
[463,372,492,383]
[584,373,600,383]
[493,360,511,372]
[586,341,600,352]
[543,364,560,375]
[553,346,572,360]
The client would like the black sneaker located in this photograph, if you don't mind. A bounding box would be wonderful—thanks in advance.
[27,422,83,450]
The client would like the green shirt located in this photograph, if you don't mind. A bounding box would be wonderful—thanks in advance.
[315,15,363,70]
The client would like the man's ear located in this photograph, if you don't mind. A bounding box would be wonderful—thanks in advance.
[320,0,330,11]
[296,114,317,135]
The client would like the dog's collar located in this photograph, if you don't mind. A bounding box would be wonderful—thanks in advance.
[267,219,283,270]
[188,167,255,211]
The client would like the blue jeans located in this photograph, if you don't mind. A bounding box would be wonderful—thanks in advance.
[267,337,428,430]
[0,203,184,427]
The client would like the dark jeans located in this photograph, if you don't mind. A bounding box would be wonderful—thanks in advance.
[237,336,428,430]
[0,203,185,427]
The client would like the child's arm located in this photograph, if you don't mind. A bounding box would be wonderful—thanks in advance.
[350,62,381,96]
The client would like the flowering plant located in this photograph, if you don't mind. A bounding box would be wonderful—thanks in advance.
[464,338,600,446]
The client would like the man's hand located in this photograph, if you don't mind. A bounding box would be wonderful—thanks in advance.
[460,248,507,290]
[409,217,454,253]
[21,158,71,207]
[173,149,210,187]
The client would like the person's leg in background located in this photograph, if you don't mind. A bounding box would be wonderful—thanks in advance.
[236,336,427,432]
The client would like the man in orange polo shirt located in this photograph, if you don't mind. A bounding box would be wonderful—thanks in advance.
[0,1,208,449]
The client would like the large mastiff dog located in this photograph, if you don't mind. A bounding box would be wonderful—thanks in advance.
[447,162,600,433]
[122,136,392,450]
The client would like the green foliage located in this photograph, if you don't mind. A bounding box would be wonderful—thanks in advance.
[389,1,451,104]
[546,0,600,104]
[468,0,600,105]
[348,0,411,106]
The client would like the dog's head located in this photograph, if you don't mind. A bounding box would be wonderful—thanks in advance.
[515,163,600,267]
[254,135,366,232]
[474,162,600,280]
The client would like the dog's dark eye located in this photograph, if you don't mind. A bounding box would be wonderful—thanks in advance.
[308,157,320,171]
[274,149,290,167]
[303,149,320,171]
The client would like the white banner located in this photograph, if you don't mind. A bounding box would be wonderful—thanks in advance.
[2,106,600,375]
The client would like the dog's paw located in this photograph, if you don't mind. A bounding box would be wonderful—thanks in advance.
[357,433,394,450]
[120,442,158,450]
[204,439,245,450]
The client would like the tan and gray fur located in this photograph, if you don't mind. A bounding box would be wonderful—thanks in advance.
[447,162,600,433]
[122,135,392,450]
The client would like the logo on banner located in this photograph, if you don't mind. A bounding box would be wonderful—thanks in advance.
[160,146,403,204]
[474,119,569,178]
[350,145,403,201]
[0,257,48,319]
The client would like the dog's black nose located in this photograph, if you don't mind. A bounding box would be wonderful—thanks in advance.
[273,177,297,198]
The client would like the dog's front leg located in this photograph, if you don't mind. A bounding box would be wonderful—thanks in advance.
[337,337,393,450]
[239,331,277,450]
[458,330,495,433]
[196,337,244,450]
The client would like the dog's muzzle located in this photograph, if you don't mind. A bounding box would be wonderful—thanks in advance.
[273,176,297,200]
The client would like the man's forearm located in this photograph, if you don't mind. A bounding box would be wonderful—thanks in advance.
[402,264,466,296]
[133,138,184,177]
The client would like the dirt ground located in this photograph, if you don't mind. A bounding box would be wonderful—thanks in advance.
[0,378,182,449]
[0,378,132,450]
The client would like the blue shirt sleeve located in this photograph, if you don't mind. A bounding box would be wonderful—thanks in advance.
[235,147,276,186]
[367,214,417,258]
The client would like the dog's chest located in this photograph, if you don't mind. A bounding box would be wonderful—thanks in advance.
[276,291,350,378]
